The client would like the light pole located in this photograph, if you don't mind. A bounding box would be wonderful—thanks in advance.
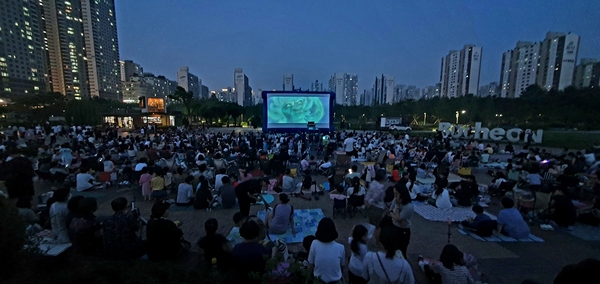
[456,110,466,124]
[423,112,427,125]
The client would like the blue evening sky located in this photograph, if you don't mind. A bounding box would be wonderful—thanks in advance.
[115,0,600,91]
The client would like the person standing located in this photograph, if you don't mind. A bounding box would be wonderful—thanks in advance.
[235,177,269,217]
[387,184,414,259]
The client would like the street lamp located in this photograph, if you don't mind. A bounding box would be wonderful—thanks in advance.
[423,112,427,125]
[456,110,466,124]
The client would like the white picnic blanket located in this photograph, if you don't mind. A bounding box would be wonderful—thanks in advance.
[413,202,496,222]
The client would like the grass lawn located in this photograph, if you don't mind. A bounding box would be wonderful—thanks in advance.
[541,131,600,150]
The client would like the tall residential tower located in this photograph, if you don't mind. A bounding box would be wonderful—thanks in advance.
[440,45,482,98]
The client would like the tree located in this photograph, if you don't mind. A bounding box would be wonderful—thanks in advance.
[225,103,246,126]
[168,87,194,125]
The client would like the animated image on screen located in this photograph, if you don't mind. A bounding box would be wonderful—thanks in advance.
[266,94,331,129]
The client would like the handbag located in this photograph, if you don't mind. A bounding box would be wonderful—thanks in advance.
[376,252,394,284]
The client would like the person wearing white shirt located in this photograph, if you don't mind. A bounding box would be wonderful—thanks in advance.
[348,225,369,283]
[76,168,97,192]
[362,226,415,284]
[300,156,310,173]
[319,157,332,172]
[344,135,357,156]
[477,142,485,151]
[431,186,452,210]
[307,218,346,283]
[176,176,194,206]
[214,169,227,191]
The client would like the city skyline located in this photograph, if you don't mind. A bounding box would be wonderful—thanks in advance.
[116,0,600,91]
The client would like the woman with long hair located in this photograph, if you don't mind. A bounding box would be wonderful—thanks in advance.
[348,225,368,284]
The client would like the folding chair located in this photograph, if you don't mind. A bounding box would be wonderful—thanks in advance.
[332,196,348,219]
[347,195,366,218]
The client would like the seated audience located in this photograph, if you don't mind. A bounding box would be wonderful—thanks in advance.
[176,175,194,206]
[198,218,230,270]
[102,197,145,259]
[146,201,185,261]
[497,197,531,239]
[16,196,39,224]
[227,212,248,246]
[348,225,369,284]
[461,204,494,237]
[217,176,237,209]
[265,193,295,234]
[194,176,214,210]
[231,220,270,284]
[549,189,576,228]
[49,187,71,243]
[430,184,453,210]
[68,197,102,256]
[420,244,475,284]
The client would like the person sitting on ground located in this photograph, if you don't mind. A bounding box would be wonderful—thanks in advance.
[212,152,228,171]
[362,225,415,284]
[239,167,253,183]
[265,193,296,235]
[417,164,429,179]
[406,173,429,202]
[227,212,247,246]
[16,196,39,225]
[430,184,453,210]
[176,175,194,207]
[549,188,576,228]
[198,218,231,270]
[281,169,300,193]
[68,197,102,256]
[214,168,227,191]
[217,176,237,209]
[452,175,479,207]
[348,225,369,284]
[102,197,145,260]
[419,244,474,284]
[194,176,214,210]
[460,204,494,236]
[231,220,270,284]
[146,201,186,261]
[76,167,98,192]
[295,235,316,267]
[496,197,531,239]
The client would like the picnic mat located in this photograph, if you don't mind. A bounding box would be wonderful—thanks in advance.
[458,228,544,243]
[255,194,275,205]
[38,242,72,256]
[255,208,325,243]
[567,223,600,241]
[170,205,195,211]
[413,202,496,222]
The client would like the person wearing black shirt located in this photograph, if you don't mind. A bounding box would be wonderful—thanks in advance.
[550,189,577,228]
[197,218,230,269]
[235,178,269,217]
[231,220,269,284]
[2,153,35,200]
[146,202,185,261]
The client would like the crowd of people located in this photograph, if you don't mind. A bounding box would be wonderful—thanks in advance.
[1,123,600,283]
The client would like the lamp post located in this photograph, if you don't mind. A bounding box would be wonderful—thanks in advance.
[423,112,427,125]
[456,110,466,124]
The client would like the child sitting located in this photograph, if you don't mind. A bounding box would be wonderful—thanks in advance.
[197,218,230,270]
[227,212,247,246]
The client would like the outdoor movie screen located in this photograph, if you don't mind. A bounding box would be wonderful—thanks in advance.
[263,91,334,131]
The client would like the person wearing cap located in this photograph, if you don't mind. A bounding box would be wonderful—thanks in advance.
[265,193,296,235]
[235,177,269,217]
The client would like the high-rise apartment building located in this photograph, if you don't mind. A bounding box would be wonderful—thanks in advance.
[500,41,540,98]
[42,0,121,100]
[177,66,200,98]
[537,32,580,91]
[478,82,500,97]
[43,0,90,99]
[283,73,294,91]
[328,73,358,105]
[234,68,252,106]
[372,75,394,105]
[121,73,176,103]
[421,85,437,100]
[213,87,236,103]
[310,80,323,92]
[500,32,580,97]
[0,0,47,97]
[393,84,406,103]
[81,0,120,100]
[120,60,143,82]
[574,58,600,89]
[201,85,209,99]
[359,90,374,106]
[254,88,263,105]
[440,45,482,98]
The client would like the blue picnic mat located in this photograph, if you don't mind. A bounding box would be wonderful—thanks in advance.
[255,194,275,205]
[256,208,325,243]
[458,227,544,242]
[567,223,600,241]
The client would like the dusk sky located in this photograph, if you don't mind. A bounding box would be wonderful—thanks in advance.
[115,0,600,91]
